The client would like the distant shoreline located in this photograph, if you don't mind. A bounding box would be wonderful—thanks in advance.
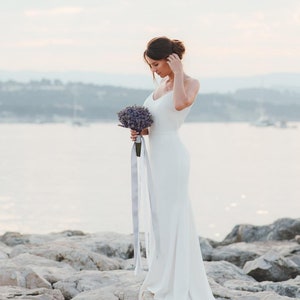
[1,80,300,123]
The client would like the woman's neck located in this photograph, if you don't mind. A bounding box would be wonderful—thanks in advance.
[165,77,174,91]
[168,72,174,81]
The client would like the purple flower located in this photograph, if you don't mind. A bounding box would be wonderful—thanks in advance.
[117,105,153,133]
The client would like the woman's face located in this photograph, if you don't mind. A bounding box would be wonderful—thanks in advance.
[145,56,172,78]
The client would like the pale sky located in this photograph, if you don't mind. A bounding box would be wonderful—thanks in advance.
[1,0,300,78]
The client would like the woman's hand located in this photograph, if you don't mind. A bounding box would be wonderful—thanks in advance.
[130,128,149,141]
[166,53,183,74]
[130,130,139,141]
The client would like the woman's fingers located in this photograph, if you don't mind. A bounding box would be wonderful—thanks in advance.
[167,53,183,73]
[130,129,138,141]
[167,53,179,62]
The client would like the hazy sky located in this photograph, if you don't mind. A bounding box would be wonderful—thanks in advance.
[1,0,300,78]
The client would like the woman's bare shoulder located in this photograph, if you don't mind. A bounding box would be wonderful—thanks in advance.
[185,76,200,94]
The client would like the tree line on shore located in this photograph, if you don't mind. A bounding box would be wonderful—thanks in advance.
[0,79,299,123]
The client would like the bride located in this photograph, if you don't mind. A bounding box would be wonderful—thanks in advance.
[131,36,215,300]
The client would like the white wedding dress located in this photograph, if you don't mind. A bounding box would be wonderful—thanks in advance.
[139,91,215,300]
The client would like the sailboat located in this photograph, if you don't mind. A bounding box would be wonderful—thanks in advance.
[70,89,88,127]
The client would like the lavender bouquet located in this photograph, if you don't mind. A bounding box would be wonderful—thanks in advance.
[118,105,153,156]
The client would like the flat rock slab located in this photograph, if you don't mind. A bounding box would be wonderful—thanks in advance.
[0,286,64,300]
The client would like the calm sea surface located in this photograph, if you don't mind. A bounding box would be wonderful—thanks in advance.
[0,122,299,241]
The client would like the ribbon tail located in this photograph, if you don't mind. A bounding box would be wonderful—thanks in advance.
[131,136,160,275]
[131,142,142,275]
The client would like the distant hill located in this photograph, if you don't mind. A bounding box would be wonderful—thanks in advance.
[0,70,300,93]
[0,79,299,123]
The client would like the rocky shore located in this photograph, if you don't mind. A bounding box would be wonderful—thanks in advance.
[0,218,300,300]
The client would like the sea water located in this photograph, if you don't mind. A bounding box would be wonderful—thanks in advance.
[0,122,299,240]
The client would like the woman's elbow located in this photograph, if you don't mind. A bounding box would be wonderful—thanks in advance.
[175,100,192,111]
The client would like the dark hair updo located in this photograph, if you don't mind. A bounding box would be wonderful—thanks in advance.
[143,36,185,61]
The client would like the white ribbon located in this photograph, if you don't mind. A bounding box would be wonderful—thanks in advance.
[131,136,160,275]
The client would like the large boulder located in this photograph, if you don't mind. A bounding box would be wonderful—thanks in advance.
[0,232,30,247]
[243,250,300,282]
[53,270,145,300]
[2,253,76,284]
[211,241,300,268]
[204,261,255,285]
[211,243,259,267]
[66,232,143,259]
[221,218,300,245]
[0,266,51,289]
[10,241,122,271]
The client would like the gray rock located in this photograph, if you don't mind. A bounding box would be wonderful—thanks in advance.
[199,237,214,260]
[3,252,76,284]
[211,241,300,268]
[204,261,256,285]
[15,231,142,260]
[259,275,300,298]
[53,269,145,300]
[0,232,29,247]
[285,243,300,267]
[72,286,119,300]
[231,292,295,300]
[10,241,122,271]
[224,275,300,298]
[0,241,11,258]
[66,232,140,259]
[208,277,258,299]
[0,265,51,289]
[0,250,8,260]
[58,230,86,237]
[72,282,143,300]
[243,250,300,282]
[223,279,264,293]
[122,257,149,271]
[222,218,300,244]
[288,254,300,267]
[211,243,259,267]
[2,226,300,299]
[207,277,299,300]
[0,231,85,248]
[53,270,109,299]
[0,286,64,300]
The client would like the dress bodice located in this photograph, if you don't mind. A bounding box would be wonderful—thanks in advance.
[143,91,191,136]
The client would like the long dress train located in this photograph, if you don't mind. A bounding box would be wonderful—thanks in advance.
[139,91,215,300]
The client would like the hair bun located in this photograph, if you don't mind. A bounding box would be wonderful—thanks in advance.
[171,39,185,59]
[144,36,186,61]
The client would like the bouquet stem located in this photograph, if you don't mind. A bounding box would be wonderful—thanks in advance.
[135,135,142,157]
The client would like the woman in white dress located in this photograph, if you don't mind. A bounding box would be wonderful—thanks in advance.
[131,36,215,300]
